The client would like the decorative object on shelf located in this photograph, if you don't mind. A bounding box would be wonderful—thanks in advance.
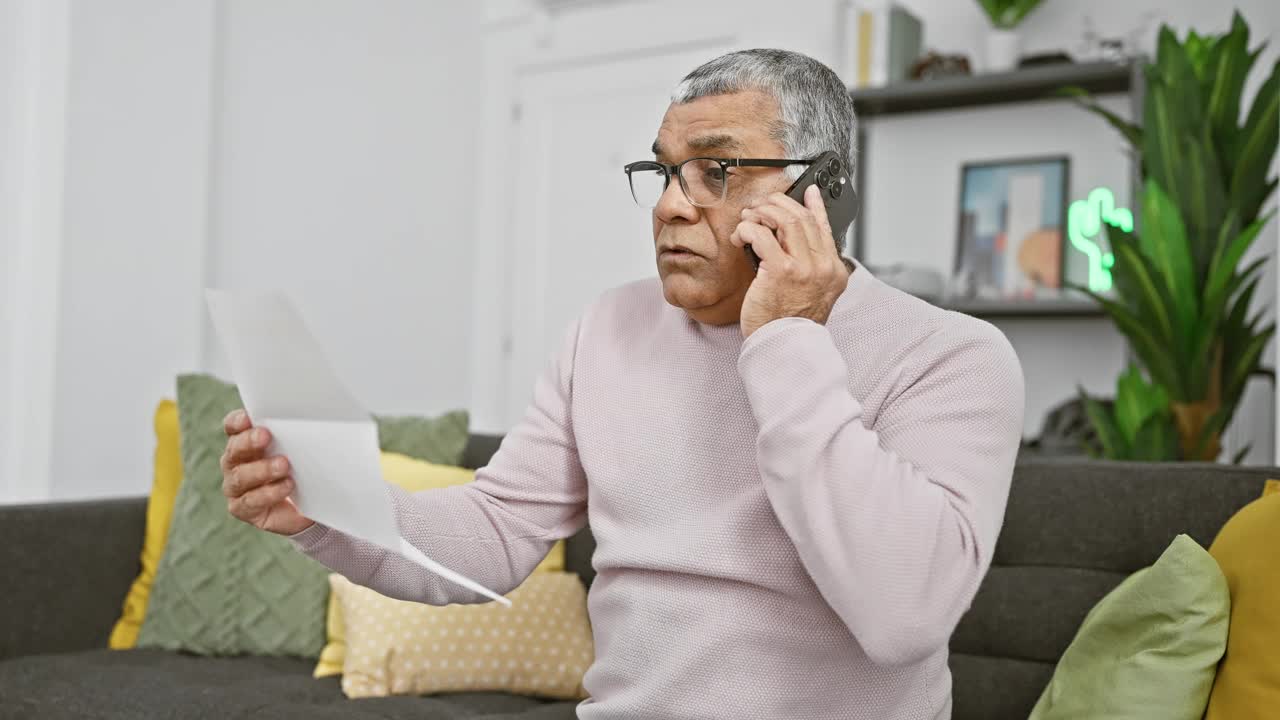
[1066,186,1133,293]
[1021,395,1102,458]
[954,156,1068,299]
[1075,12,1161,63]
[976,0,1045,72]
[840,1,923,88]
[1068,12,1278,462]
[867,264,945,301]
[1018,51,1073,68]
[910,51,973,81]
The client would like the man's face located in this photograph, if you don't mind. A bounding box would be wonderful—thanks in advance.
[650,91,792,325]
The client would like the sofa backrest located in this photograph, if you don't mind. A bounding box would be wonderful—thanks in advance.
[461,435,1274,718]
[951,459,1271,719]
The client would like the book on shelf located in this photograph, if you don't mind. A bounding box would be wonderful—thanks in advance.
[840,1,923,89]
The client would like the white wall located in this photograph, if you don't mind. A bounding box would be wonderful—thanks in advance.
[3,0,484,502]
[1,0,70,503]
[47,0,215,500]
[205,0,480,418]
[0,0,19,494]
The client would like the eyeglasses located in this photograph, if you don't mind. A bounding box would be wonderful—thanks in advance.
[623,156,814,209]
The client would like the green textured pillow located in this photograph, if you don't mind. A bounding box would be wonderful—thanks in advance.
[1029,534,1229,720]
[136,373,469,658]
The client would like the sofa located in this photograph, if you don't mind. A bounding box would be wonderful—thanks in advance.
[1,433,1274,719]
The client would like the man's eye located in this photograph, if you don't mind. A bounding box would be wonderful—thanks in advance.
[703,168,727,187]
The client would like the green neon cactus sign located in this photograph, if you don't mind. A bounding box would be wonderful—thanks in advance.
[1067,187,1133,292]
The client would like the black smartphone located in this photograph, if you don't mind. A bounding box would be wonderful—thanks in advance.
[745,150,858,269]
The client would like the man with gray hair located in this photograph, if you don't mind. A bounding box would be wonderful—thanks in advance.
[219,49,1024,719]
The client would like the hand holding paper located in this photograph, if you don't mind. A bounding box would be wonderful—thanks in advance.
[206,289,511,607]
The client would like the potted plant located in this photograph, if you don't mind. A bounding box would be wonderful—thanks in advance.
[976,0,1045,72]
[1070,13,1278,462]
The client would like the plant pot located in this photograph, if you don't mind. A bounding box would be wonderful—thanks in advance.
[1171,400,1223,462]
[986,29,1020,72]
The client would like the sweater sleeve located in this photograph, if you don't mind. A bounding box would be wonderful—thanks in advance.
[287,318,589,605]
[737,315,1024,667]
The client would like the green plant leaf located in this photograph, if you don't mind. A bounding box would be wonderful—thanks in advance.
[1204,15,1252,156]
[1228,57,1279,221]
[1132,412,1180,461]
[1230,444,1252,465]
[1139,181,1198,351]
[975,0,1044,29]
[1223,323,1275,406]
[1082,289,1185,396]
[1184,125,1229,255]
[1080,388,1126,459]
[1061,87,1143,149]
[1201,212,1273,318]
[1109,240,1176,343]
[1114,365,1170,443]
[1142,79,1186,211]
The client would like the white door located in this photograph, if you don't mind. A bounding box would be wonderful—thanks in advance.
[503,46,731,422]
[487,0,846,427]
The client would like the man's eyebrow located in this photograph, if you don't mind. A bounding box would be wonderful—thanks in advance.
[651,134,745,159]
[687,133,744,154]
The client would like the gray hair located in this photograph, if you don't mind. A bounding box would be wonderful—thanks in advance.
[671,49,857,182]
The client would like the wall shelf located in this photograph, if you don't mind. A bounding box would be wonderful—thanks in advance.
[849,59,1137,116]
[846,58,1146,305]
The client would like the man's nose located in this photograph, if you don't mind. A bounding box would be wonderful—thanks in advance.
[653,177,699,225]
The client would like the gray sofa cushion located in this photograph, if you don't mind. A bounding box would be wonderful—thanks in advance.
[0,497,145,661]
[0,649,579,720]
[949,459,1273,720]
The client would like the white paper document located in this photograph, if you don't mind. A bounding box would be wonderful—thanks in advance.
[205,289,511,606]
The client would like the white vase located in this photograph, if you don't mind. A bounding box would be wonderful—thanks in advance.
[986,29,1020,72]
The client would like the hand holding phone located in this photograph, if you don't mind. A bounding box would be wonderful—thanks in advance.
[744,150,857,269]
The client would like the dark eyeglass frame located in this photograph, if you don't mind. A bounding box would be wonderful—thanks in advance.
[622,156,816,208]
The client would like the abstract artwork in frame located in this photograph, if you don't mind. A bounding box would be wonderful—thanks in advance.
[954,156,1069,299]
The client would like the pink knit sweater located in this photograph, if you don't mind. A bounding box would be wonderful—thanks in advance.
[289,265,1025,719]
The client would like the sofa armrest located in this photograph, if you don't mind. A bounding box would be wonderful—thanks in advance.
[0,496,146,660]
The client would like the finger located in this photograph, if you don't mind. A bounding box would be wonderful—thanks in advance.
[741,205,807,256]
[764,191,823,256]
[232,477,295,517]
[728,224,746,248]
[737,221,787,269]
[224,455,291,498]
[803,184,835,239]
[738,209,788,254]
[221,426,272,471]
[223,409,252,436]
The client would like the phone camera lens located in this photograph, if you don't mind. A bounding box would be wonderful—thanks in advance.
[830,182,843,198]
[827,159,841,174]
[815,170,830,186]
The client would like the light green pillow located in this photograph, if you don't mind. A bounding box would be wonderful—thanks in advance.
[136,374,469,658]
[1029,534,1229,720]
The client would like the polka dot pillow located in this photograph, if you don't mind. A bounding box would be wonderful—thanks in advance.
[329,571,593,700]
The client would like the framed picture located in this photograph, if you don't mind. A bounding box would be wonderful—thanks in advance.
[954,156,1069,298]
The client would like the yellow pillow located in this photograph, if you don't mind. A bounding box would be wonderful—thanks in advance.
[313,452,568,677]
[109,399,184,649]
[330,572,592,700]
[1203,480,1280,719]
